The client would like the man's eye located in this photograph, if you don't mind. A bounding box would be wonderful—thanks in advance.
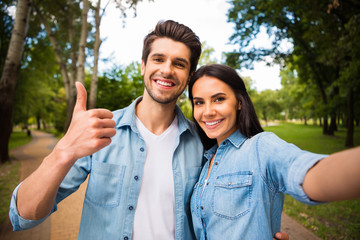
[175,62,185,68]
[154,58,163,62]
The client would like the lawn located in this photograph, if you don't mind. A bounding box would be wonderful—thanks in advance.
[264,122,360,240]
[0,131,32,224]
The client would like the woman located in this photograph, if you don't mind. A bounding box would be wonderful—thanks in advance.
[188,64,360,239]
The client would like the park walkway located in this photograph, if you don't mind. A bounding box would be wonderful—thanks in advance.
[0,130,320,240]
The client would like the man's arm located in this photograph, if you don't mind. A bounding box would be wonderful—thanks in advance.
[303,146,360,202]
[16,82,116,220]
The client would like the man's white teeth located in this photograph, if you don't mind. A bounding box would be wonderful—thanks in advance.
[157,80,173,87]
[205,120,222,126]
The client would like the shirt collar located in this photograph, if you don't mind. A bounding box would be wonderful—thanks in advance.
[115,96,196,137]
[204,130,247,160]
[227,130,247,148]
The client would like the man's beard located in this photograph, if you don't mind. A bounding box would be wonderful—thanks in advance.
[144,83,183,104]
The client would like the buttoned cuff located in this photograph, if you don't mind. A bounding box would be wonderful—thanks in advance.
[287,152,328,206]
[9,183,56,231]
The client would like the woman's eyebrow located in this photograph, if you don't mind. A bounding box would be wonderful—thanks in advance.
[210,92,226,98]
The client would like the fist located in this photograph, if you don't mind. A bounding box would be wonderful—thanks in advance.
[55,82,116,162]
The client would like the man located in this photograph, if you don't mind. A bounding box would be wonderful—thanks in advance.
[10,20,288,240]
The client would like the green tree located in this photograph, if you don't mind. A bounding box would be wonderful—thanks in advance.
[226,0,360,146]
[252,89,281,126]
[95,62,143,111]
[198,41,218,67]
[0,0,15,74]
[14,35,62,131]
[0,0,31,163]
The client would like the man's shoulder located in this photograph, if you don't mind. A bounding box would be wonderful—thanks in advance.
[112,107,127,119]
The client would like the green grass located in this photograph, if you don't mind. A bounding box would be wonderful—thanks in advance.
[8,131,32,150]
[0,131,32,224]
[264,122,360,239]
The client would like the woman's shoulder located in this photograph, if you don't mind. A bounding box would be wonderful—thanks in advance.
[249,131,282,144]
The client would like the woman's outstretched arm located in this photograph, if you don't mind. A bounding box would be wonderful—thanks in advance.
[303,146,360,202]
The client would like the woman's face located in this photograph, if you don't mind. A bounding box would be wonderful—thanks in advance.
[192,76,240,145]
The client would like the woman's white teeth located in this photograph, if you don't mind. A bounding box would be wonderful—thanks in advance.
[157,80,173,86]
[205,120,222,126]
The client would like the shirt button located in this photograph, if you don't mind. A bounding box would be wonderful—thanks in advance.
[140,147,144,152]
[228,182,232,186]
[206,182,209,185]
[129,206,134,210]
[215,162,218,165]
[124,237,128,240]
[201,206,204,210]
[223,142,226,145]
[134,176,139,180]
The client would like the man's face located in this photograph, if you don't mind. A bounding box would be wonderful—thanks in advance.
[141,38,192,105]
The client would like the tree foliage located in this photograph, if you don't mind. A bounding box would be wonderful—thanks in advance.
[226,0,360,146]
[94,62,143,111]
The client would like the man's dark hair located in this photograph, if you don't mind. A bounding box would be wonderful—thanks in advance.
[142,20,201,74]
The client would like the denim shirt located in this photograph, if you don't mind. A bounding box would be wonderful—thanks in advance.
[10,97,204,240]
[190,130,327,239]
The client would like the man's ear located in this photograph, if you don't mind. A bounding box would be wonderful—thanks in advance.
[187,71,194,85]
[141,60,145,76]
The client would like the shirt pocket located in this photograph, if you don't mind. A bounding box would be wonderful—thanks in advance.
[212,171,253,219]
[85,160,126,207]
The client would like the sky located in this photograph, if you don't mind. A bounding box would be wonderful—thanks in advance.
[99,0,282,91]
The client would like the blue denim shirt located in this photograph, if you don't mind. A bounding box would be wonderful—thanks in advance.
[191,130,327,239]
[10,97,204,240]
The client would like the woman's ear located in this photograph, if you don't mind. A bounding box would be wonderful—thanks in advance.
[238,101,242,110]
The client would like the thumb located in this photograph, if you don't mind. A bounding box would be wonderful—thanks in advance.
[74,82,87,113]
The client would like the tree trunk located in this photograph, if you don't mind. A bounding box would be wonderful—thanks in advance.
[37,115,41,130]
[89,0,102,109]
[345,90,354,147]
[328,112,337,135]
[322,116,329,135]
[0,0,31,163]
[76,0,89,86]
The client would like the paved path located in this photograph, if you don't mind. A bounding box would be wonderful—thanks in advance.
[0,130,320,240]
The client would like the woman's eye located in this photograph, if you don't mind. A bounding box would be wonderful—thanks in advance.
[194,101,203,106]
[214,97,225,102]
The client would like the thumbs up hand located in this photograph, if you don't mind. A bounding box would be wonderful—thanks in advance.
[54,82,116,164]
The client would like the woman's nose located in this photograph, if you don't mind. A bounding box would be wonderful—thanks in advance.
[204,103,216,117]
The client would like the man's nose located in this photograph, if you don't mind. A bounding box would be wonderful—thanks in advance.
[160,61,173,76]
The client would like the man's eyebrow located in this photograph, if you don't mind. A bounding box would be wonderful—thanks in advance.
[175,57,190,66]
[150,53,165,58]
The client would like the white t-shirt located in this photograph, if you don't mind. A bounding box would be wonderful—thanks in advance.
[132,116,178,240]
